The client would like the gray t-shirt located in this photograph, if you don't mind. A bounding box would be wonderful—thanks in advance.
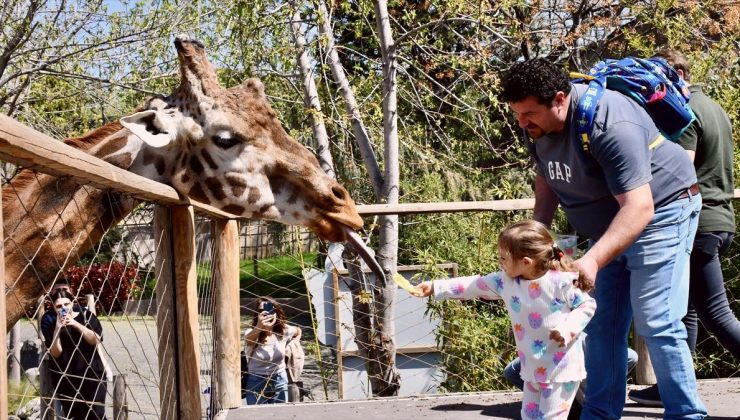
[244,325,300,376]
[528,84,697,240]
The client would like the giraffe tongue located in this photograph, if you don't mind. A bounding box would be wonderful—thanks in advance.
[343,226,386,284]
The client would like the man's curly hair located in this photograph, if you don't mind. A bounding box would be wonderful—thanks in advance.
[498,58,571,105]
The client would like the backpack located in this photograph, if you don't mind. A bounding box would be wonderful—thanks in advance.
[570,56,695,153]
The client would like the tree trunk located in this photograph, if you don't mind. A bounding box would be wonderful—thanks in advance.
[342,247,384,384]
[289,1,335,179]
[371,0,401,397]
[315,0,383,197]
[291,0,400,396]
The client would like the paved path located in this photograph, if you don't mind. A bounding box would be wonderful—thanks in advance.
[225,378,740,420]
[15,319,739,419]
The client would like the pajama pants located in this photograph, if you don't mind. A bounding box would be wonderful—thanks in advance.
[521,380,580,420]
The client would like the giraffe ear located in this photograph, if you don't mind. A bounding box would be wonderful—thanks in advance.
[120,110,178,148]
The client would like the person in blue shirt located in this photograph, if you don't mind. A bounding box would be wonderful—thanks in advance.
[499,58,706,419]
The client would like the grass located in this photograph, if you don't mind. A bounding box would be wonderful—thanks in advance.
[8,378,38,415]
[144,252,321,299]
[238,252,319,298]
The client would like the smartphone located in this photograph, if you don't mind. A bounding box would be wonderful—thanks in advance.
[262,302,275,314]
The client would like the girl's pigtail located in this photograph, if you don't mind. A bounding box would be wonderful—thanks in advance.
[551,244,564,261]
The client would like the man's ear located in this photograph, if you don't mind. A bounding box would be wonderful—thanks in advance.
[120,109,178,148]
[553,91,568,107]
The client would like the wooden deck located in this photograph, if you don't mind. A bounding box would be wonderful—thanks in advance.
[223,378,739,419]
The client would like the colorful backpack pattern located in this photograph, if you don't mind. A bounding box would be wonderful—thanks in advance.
[570,56,695,153]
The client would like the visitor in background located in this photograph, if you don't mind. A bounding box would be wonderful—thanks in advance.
[628,49,740,407]
[42,289,107,419]
[243,297,302,405]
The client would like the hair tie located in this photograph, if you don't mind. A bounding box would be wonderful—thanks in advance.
[552,244,564,260]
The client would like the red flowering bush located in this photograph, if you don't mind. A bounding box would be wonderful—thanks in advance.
[65,262,141,314]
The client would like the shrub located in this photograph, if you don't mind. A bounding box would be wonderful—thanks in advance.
[427,299,514,392]
[65,262,140,314]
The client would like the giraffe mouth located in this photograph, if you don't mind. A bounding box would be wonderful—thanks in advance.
[342,226,386,284]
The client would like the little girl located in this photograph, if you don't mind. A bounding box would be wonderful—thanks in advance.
[414,220,596,419]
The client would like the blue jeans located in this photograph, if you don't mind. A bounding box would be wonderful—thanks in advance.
[582,194,706,420]
[503,347,639,391]
[683,232,740,356]
[244,370,289,405]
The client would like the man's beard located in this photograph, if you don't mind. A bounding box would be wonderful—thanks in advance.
[526,126,545,139]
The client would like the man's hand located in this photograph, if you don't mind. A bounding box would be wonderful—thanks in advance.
[549,329,566,347]
[574,254,599,289]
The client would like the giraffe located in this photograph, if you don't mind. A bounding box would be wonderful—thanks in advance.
[3,35,375,329]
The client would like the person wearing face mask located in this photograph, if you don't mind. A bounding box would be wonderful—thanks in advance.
[41,289,107,419]
[242,298,302,405]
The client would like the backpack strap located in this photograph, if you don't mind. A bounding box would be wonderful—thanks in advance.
[570,57,673,155]
[570,73,607,153]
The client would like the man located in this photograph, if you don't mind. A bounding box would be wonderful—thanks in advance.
[499,58,706,419]
[628,50,740,407]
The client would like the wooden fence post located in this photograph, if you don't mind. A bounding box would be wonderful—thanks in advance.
[9,321,21,383]
[172,205,202,418]
[154,205,202,419]
[113,374,128,419]
[212,219,241,410]
[154,206,178,419]
[1,186,7,420]
[634,334,657,385]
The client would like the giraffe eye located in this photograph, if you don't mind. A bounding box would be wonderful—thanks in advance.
[212,132,239,149]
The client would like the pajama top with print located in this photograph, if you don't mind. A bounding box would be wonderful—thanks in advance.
[433,270,596,384]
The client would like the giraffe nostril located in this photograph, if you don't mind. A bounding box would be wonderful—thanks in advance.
[331,186,346,201]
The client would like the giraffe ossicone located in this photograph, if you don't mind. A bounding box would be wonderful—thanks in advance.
[2,35,382,330]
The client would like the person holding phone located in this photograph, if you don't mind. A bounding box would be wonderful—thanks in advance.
[243,297,301,405]
[40,279,83,338]
[41,289,107,419]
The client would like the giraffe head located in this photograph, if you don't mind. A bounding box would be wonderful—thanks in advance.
[119,36,362,243]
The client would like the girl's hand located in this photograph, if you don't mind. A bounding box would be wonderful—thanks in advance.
[549,329,566,347]
[413,282,433,297]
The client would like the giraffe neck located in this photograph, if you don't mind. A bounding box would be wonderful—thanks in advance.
[3,123,143,329]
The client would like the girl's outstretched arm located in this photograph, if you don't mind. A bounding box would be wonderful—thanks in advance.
[414,272,504,301]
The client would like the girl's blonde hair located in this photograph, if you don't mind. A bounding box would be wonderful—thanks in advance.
[498,220,592,291]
